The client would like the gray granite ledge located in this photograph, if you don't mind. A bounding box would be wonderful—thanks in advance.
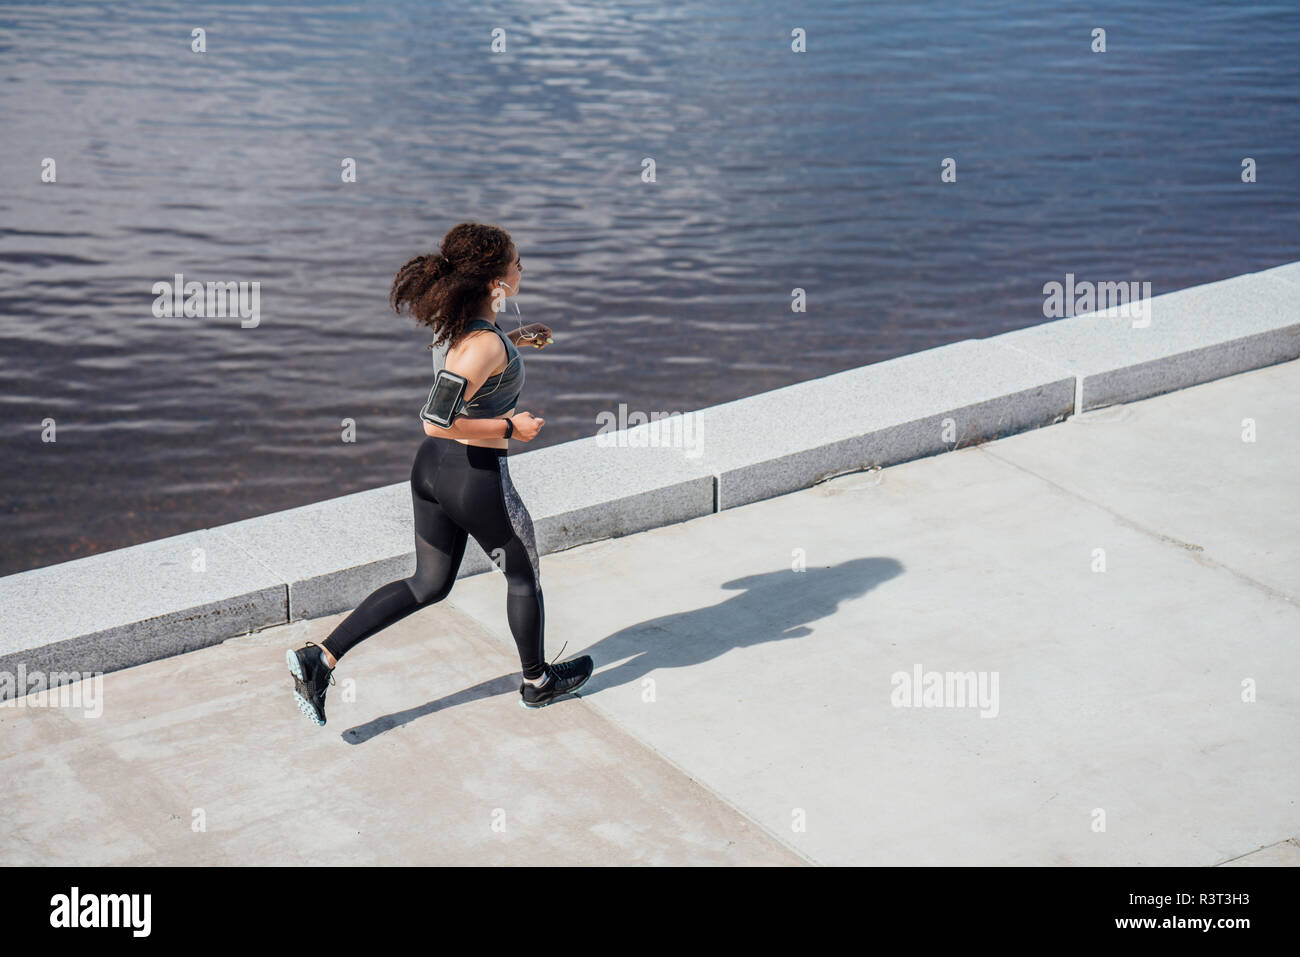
[2,262,1296,697]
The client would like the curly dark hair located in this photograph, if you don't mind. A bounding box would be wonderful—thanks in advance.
[390,222,517,351]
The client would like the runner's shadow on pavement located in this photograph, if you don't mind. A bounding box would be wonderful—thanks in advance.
[580,556,903,695]
[343,556,902,744]
[341,673,519,744]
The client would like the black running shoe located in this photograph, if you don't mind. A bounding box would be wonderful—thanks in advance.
[520,651,594,710]
[286,641,334,726]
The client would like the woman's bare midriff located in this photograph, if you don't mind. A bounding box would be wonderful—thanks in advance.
[455,405,514,450]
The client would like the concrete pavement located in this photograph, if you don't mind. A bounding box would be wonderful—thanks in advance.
[2,358,1296,865]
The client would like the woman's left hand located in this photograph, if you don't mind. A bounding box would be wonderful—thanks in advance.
[511,323,554,349]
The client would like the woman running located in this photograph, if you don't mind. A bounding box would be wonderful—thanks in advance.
[286,222,593,725]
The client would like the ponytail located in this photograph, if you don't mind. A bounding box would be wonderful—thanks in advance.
[390,223,514,351]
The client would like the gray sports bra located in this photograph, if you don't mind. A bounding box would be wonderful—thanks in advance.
[432,318,524,419]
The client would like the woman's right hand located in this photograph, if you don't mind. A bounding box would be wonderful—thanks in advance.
[510,412,544,441]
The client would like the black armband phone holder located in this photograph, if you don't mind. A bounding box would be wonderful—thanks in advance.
[421,369,468,428]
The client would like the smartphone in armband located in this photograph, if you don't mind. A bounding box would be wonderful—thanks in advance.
[421,369,468,428]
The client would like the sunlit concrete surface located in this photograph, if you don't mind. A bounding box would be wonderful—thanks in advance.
[0,611,802,866]
[1220,839,1300,867]
[1,359,1296,865]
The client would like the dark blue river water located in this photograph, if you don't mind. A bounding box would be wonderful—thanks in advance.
[2,0,1298,575]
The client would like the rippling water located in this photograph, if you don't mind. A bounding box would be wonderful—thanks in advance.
[2,0,1298,575]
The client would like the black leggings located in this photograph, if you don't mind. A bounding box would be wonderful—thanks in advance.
[320,437,546,679]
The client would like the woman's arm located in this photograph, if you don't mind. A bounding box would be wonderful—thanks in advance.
[422,329,512,440]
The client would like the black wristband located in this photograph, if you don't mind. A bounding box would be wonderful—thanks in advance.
[502,417,514,439]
